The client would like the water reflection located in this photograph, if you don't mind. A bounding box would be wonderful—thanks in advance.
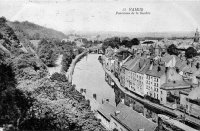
[72,54,116,110]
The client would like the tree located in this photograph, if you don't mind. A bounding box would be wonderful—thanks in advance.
[185,47,197,58]
[37,39,58,67]
[102,37,120,52]
[120,39,129,47]
[130,38,140,46]
[50,72,68,82]
[0,57,33,128]
[167,44,179,56]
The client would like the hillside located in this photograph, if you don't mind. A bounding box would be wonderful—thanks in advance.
[7,21,67,40]
[0,17,105,130]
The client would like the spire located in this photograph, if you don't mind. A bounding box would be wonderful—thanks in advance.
[194,28,199,42]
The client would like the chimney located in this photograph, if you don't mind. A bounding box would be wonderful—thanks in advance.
[191,61,194,67]
[165,67,168,73]
[157,66,161,72]
[115,111,120,116]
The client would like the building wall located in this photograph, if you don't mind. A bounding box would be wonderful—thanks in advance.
[120,67,126,87]
[110,117,128,131]
[125,69,129,89]
[186,101,200,117]
[180,93,188,108]
[135,73,145,97]
[130,71,136,92]
[160,89,167,105]
[146,75,161,100]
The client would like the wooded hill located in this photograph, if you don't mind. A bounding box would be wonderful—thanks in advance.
[7,20,67,40]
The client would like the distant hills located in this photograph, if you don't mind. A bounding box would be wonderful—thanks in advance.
[65,30,196,41]
[7,21,68,40]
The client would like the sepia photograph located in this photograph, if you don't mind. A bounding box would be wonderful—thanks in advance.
[0,0,200,130]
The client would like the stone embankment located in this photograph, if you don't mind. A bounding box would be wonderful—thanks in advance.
[66,50,89,83]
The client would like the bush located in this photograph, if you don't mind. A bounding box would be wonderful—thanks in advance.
[50,72,68,82]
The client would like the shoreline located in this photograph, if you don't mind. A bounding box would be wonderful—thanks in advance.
[65,50,89,83]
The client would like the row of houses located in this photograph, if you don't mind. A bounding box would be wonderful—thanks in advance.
[102,45,200,126]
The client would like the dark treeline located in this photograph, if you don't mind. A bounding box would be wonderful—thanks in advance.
[167,44,198,59]
[102,37,140,52]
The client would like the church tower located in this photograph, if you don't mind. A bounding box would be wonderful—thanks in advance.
[194,28,199,42]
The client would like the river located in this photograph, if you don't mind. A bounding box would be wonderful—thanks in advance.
[72,54,116,110]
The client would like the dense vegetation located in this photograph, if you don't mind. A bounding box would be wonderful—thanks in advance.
[37,39,58,67]
[102,37,140,52]
[167,44,198,58]
[0,54,33,129]
[7,21,67,40]
[0,17,105,130]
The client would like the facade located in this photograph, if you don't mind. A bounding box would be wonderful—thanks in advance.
[145,63,166,102]
[160,80,192,109]
[186,87,200,117]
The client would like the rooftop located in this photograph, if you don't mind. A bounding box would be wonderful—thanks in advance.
[146,64,166,78]
[97,102,115,121]
[188,86,200,100]
[111,103,157,131]
[161,80,192,90]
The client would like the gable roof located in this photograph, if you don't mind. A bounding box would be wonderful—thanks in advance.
[111,103,157,131]
[97,102,115,121]
[138,59,151,74]
[130,57,145,72]
[146,64,166,78]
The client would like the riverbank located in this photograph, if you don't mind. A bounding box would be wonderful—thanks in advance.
[66,50,89,83]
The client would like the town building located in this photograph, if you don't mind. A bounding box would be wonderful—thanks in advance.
[110,103,157,131]
[96,102,115,130]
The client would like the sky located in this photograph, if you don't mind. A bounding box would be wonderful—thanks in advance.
[0,0,200,33]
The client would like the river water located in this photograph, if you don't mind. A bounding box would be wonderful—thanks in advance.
[72,54,116,110]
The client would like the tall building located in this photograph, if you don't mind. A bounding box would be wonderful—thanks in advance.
[194,28,199,42]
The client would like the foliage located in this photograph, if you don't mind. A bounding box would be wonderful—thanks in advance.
[37,39,58,67]
[7,21,67,40]
[167,44,179,56]
[62,48,75,72]
[18,78,105,131]
[130,38,140,46]
[50,72,68,82]
[0,57,34,128]
[0,17,21,52]
[102,37,120,52]
[12,53,48,80]
[0,17,104,131]
[185,47,197,58]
